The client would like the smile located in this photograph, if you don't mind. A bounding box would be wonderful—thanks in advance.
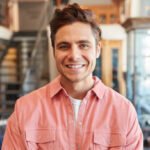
[66,64,85,69]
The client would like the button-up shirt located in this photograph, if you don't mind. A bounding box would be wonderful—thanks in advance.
[2,76,143,150]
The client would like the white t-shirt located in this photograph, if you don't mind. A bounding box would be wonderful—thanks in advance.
[69,96,82,121]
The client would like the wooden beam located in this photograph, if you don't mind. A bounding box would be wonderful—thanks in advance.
[112,0,124,6]
[55,0,61,7]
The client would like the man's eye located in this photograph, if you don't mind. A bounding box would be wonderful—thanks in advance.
[79,44,90,49]
[58,45,69,50]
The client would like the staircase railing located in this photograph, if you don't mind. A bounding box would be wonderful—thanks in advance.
[0,0,54,118]
[0,0,55,147]
[21,0,54,94]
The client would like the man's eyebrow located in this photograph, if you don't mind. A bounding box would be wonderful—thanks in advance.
[56,41,69,47]
[56,40,91,47]
[77,40,91,44]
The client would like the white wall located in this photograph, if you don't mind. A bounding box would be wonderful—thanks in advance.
[100,24,126,40]
[130,0,140,17]
[0,26,12,40]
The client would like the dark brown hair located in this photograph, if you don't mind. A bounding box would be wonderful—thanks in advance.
[50,3,101,48]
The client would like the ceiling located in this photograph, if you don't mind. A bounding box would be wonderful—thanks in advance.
[69,0,112,5]
[54,0,124,7]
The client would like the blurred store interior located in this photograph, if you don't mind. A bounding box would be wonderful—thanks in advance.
[0,0,150,149]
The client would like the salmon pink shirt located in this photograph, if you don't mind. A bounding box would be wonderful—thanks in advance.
[2,76,143,150]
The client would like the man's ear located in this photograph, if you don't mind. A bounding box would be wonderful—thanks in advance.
[96,42,101,58]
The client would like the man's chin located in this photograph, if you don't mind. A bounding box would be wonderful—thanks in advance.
[62,75,90,83]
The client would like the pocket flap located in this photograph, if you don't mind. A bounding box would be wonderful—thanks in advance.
[26,129,56,143]
[94,131,126,147]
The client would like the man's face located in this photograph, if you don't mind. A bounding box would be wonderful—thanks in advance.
[54,22,100,84]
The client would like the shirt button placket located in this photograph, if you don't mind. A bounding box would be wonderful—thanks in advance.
[67,101,75,150]
[76,98,86,150]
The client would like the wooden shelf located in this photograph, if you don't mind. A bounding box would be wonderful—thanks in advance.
[122,18,150,31]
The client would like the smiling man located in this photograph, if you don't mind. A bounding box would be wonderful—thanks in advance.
[2,3,143,150]
[54,22,100,99]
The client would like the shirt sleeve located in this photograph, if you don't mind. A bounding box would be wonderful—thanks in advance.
[125,103,144,149]
[2,101,26,150]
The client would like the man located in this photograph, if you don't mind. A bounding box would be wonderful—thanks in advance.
[2,3,143,149]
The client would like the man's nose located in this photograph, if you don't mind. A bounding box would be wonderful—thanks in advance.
[68,45,81,60]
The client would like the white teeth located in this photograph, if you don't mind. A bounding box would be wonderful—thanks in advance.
[67,64,83,69]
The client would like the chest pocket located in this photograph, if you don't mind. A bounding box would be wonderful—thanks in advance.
[93,131,126,150]
[25,129,56,150]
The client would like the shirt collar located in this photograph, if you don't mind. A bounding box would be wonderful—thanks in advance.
[48,75,64,98]
[48,75,107,100]
[91,76,107,100]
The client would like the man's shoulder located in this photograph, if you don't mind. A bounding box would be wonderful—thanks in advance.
[93,77,131,108]
[17,83,50,105]
[105,87,134,112]
[16,77,60,106]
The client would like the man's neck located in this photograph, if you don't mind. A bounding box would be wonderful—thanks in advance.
[60,76,94,99]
